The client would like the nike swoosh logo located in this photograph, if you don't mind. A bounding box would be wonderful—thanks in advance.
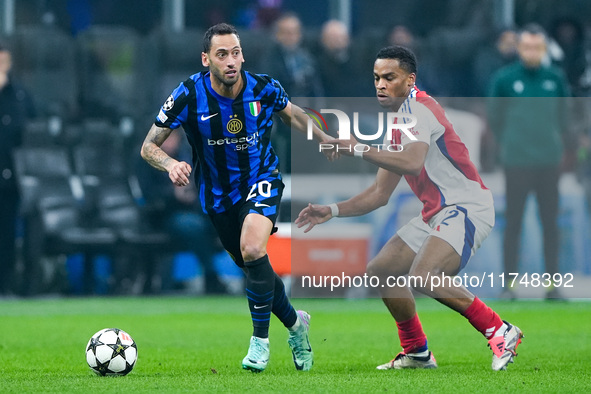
[249,358,269,363]
[254,202,270,208]
[253,304,268,309]
[200,113,219,121]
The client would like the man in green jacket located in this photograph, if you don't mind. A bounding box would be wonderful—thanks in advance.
[488,23,570,299]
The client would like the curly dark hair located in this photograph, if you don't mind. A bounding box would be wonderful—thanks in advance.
[376,45,417,75]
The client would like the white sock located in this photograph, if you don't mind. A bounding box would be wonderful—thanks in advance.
[493,323,508,338]
[409,349,429,357]
[288,315,301,332]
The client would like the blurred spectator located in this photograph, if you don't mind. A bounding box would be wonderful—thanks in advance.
[387,25,414,47]
[550,16,589,97]
[386,24,441,95]
[424,0,495,96]
[473,29,518,97]
[487,24,571,299]
[261,12,322,98]
[252,0,283,28]
[261,12,322,173]
[315,20,369,97]
[136,130,228,294]
[514,0,591,32]
[0,42,35,296]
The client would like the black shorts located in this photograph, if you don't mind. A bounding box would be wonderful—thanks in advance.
[209,176,284,267]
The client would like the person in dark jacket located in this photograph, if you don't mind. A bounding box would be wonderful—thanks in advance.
[260,13,323,173]
[0,42,35,296]
[488,24,571,299]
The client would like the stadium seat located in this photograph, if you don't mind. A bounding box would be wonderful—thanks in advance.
[21,117,81,147]
[13,146,77,215]
[35,194,118,294]
[76,25,149,120]
[22,119,58,147]
[13,146,118,295]
[145,28,206,110]
[10,25,78,119]
[72,144,172,294]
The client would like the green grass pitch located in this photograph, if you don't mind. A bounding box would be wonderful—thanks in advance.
[0,296,589,392]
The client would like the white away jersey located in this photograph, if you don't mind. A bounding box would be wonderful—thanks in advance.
[388,87,493,222]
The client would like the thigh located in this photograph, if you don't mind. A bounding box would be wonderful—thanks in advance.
[209,207,244,267]
[209,175,284,267]
[239,212,274,256]
[238,175,284,248]
[411,235,462,277]
[410,236,475,309]
[368,215,426,277]
[368,233,416,278]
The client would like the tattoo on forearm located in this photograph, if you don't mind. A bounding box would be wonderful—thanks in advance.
[150,127,171,146]
[141,126,174,172]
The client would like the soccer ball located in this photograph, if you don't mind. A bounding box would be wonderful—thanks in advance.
[85,328,138,376]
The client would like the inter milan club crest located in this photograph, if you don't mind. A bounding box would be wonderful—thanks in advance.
[249,101,261,117]
[227,114,243,134]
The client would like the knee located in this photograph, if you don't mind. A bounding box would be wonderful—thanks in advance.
[407,266,431,293]
[241,243,266,263]
[367,257,395,278]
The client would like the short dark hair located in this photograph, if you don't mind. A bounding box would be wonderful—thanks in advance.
[519,23,547,40]
[273,12,301,30]
[203,23,240,53]
[376,45,417,75]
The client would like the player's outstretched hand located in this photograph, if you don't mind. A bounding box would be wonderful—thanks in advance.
[319,133,340,162]
[169,161,192,187]
[325,137,360,157]
[321,145,340,161]
[317,132,340,162]
[295,203,333,233]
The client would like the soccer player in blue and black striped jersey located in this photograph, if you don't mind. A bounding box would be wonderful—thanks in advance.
[141,23,331,372]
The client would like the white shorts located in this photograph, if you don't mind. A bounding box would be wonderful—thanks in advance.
[397,204,495,270]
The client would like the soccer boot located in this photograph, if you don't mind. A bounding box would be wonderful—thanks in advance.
[488,320,524,371]
[287,310,314,371]
[242,336,270,372]
[498,288,517,301]
[376,351,438,370]
[545,286,565,301]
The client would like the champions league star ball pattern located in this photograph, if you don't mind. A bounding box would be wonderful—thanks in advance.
[86,328,137,376]
[163,94,174,111]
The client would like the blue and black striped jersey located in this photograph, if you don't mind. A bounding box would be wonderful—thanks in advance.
[154,70,288,214]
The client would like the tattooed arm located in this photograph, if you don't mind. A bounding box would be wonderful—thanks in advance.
[140,124,192,186]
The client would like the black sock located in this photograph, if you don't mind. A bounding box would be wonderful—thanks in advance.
[245,255,275,338]
[272,273,297,328]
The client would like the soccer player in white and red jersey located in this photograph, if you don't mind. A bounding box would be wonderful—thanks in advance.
[296,46,523,371]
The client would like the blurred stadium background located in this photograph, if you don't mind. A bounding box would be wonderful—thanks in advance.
[1,0,591,298]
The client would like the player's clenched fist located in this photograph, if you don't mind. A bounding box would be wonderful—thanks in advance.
[168,161,192,186]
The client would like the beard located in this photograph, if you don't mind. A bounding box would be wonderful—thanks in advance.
[210,66,240,88]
